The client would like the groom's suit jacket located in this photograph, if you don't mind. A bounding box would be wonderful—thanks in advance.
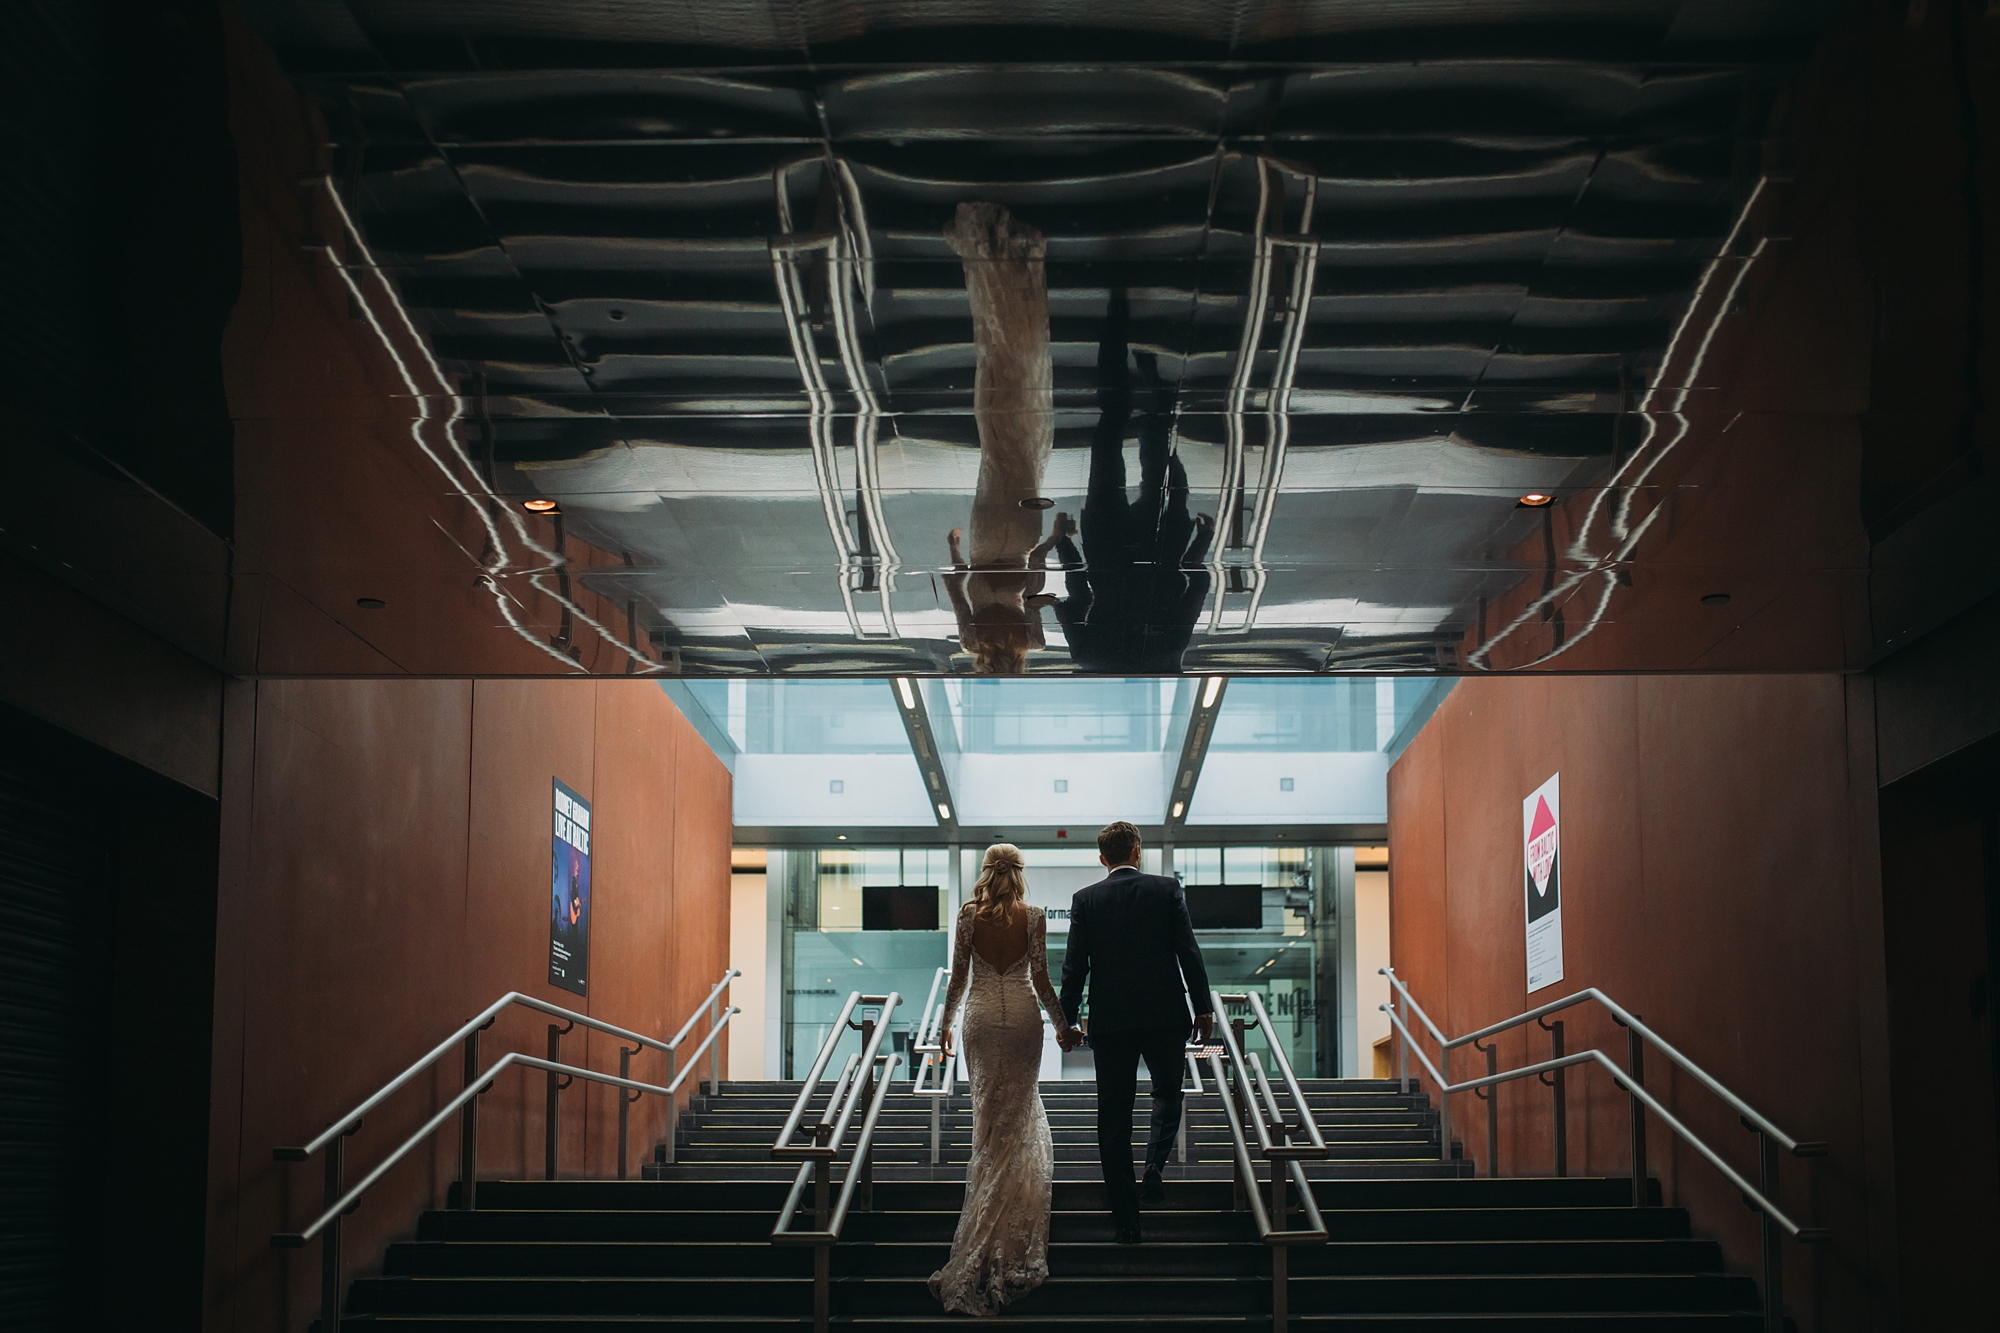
[1059,865,1213,1036]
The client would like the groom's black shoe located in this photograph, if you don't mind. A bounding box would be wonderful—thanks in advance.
[1140,1169,1166,1205]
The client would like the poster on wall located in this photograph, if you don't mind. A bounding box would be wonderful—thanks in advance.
[548,779,592,996]
[1523,772,1563,993]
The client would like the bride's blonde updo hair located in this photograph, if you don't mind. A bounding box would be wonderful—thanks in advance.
[970,843,1027,924]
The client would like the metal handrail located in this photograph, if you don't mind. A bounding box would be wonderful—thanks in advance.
[271,971,739,1333]
[771,991,904,1333]
[1393,970,1810,1153]
[671,968,743,1050]
[656,1004,744,1163]
[1379,967,1828,1333]
[908,967,958,1164]
[1207,989,1328,1333]
[274,1051,676,1247]
[278,973,741,1161]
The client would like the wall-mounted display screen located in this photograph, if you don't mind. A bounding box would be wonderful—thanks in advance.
[862,885,940,931]
[1183,884,1263,930]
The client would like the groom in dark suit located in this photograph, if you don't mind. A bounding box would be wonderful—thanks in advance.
[1058,820,1214,1244]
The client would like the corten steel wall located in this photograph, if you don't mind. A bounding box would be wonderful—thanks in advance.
[202,678,731,1332]
[1387,674,1897,1333]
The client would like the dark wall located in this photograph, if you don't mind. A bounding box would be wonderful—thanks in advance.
[0,701,220,1331]
[0,0,239,537]
[1877,731,2000,1329]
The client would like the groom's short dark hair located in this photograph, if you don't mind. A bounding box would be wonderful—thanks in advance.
[1098,821,1141,864]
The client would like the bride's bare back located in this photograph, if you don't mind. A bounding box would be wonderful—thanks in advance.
[967,907,1032,974]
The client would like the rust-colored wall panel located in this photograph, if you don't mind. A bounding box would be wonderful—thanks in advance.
[1388,673,1894,1332]
[204,677,732,1332]
[465,679,600,1179]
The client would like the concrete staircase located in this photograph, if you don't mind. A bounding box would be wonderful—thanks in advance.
[337,1078,1768,1328]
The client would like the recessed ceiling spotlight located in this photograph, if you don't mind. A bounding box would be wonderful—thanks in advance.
[1171,801,1185,819]
[1700,592,1732,607]
[523,498,559,513]
[1518,493,1555,507]
[1202,676,1224,708]
[835,834,848,841]
[355,597,386,610]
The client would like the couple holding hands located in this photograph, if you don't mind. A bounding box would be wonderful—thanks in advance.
[929,821,1214,1316]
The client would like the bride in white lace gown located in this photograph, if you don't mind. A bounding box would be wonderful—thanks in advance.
[930,843,1083,1316]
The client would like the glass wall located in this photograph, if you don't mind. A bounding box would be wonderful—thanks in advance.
[777,840,1364,1082]
[1176,845,1327,1077]
[781,847,953,1078]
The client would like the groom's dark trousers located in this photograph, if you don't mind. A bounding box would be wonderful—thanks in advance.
[1059,864,1213,1226]
[1088,1024,1191,1217]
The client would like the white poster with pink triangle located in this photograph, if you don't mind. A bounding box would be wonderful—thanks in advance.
[1522,773,1563,992]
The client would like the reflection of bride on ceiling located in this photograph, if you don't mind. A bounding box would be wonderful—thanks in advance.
[942,202,1058,674]
[943,202,1211,674]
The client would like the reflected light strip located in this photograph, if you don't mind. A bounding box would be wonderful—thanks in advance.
[1202,676,1224,708]
[897,677,917,709]
[1172,800,1185,819]
[321,181,663,674]
[770,199,867,640]
[937,803,952,821]
[1467,177,1771,671]
[318,244,581,672]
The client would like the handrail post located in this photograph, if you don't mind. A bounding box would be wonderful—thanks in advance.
[458,1024,482,1210]
[1475,1039,1498,1177]
[1270,1143,1289,1332]
[1397,993,1409,1094]
[1436,1034,1453,1163]
[1272,1242,1288,1332]
[1759,1131,1783,1333]
[320,1128,347,1333]
[664,1047,678,1165]
[1230,1015,1249,1211]
[1539,1016,1567,1177]
[545,1021,572,1181]
[617,1046,635,1180]
[708,991,722,1096]
[1624,1017,1649,1206]
[858,1015,877,1213]
[814,1152,831,1333]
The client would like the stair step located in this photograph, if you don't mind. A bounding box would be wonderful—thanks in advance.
[344,1317,1764,1330]
[417,1206,1691,1246]
[458,1176,1641,1213]
[383,1237,1724,1279]
[345,1271,1758,1317]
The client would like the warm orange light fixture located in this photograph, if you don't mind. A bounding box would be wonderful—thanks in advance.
[523,498,559,513]
[1518,492,1554,507]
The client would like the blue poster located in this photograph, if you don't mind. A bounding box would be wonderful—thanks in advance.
[548,778,592,995]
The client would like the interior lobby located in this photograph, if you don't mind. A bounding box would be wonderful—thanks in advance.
[2,2,1998,1330]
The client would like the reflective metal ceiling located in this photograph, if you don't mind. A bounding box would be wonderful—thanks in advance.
[12,1,1998,677]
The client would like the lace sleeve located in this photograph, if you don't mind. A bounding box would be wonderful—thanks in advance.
[942,903,974,1032]
[1028,908,1066,1028]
